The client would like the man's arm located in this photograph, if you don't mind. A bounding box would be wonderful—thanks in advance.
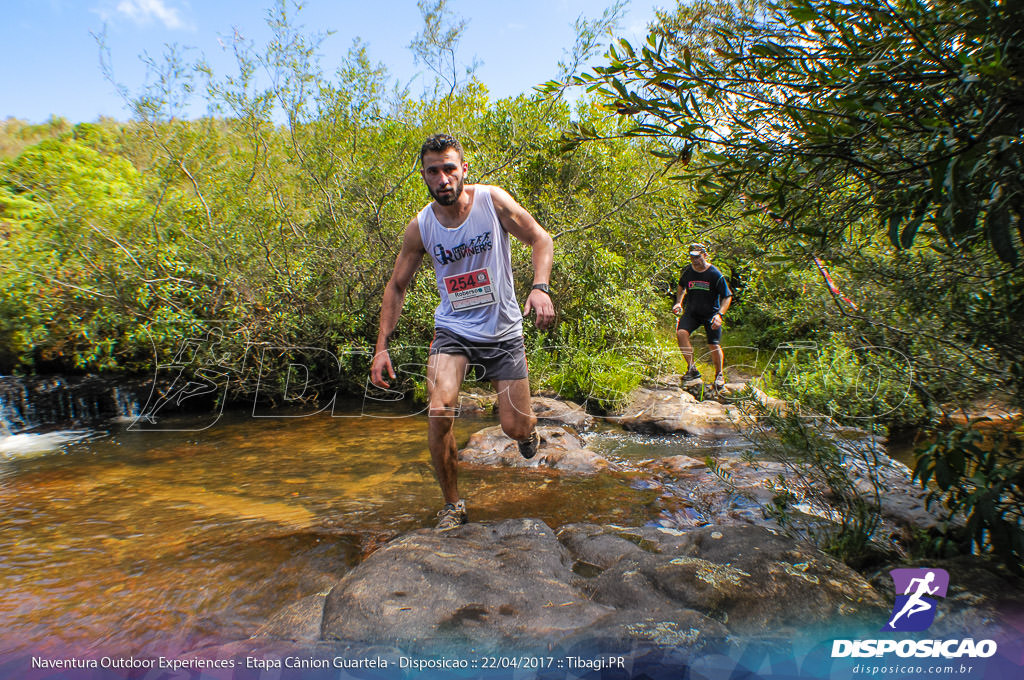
[370,217,425,387]
[486,185,555,330]
[673,267,689,314]
[711,295,732,330]
[711,271,732,329]
[672,284,686,314]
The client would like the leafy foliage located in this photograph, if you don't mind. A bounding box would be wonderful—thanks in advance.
[0,1,692,401]
[914,424,1024,573]
[761,334,926,428]
[564,0,1024,263]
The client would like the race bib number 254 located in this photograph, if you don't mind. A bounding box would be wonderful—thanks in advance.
[444,267,497,311]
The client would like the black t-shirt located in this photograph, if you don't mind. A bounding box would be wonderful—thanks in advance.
[679,264,731,318]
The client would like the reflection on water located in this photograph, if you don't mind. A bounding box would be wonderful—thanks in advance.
[1,402,735,658]
[583,423,750,468]
[0,430,96,459]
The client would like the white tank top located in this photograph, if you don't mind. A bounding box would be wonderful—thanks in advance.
[417,186,523,342]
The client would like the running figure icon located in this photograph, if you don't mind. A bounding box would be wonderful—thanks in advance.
[888,571,939,628]
[883,567,949,632]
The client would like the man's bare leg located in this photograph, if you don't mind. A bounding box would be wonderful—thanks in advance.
[676,329,695,369]
[709,343,724,375]
[426,352,468,505]
[493,377,537,442]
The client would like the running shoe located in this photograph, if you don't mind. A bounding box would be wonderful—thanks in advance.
[713,373,726,390]
[682,366,701,381]
[518,429,540,460]
[435,500,467,530]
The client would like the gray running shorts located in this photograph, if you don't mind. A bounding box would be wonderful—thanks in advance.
[429,327,528,381]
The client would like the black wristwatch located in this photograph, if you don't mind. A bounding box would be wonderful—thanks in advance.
[531,283,552,296]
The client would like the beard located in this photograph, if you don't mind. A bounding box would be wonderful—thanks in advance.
[429,176,464,206]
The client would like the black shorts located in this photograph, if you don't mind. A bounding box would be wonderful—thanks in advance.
[677,312,722,345]
[428,327,529,381]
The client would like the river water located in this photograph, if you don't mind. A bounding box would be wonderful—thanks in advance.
[0,402,752,659]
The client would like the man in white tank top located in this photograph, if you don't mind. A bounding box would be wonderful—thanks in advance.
[370,134,555,530]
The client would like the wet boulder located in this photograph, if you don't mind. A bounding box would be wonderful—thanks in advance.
[530,396,593,430]
[646,454,709,473]
[320,518,613,647]
[455,393,592,431]
[457,390,497,414]
[609,387,745,436]
[558,523,887,636]
[458,424,613,474]
[311,520,887,653]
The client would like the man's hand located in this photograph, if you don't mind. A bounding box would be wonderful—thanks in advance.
[524,288,555,330]
[710,313,723,330]
[370,349,396,388]
[672,302,682,315]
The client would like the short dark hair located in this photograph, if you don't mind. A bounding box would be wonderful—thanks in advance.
[420,133,464,164]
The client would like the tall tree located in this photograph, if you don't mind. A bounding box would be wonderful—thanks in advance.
[565,0,1024,263]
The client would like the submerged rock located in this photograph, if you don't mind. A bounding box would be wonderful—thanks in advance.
[256,593,329,643]
[458,424,613,474]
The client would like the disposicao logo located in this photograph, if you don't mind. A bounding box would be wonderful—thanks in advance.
[831,567,998,659]
[884,567,949,632]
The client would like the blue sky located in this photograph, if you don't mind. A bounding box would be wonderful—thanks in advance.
[2,0,671,123]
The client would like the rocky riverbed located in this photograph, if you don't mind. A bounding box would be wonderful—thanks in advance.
[242,377,1021,657]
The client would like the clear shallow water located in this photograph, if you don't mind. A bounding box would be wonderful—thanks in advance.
[0,403,749,658]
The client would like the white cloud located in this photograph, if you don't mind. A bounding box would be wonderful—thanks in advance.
[622,20,650,42]
[113,0,191,30]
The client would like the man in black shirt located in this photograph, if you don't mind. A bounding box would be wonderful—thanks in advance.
[672,243,732,389]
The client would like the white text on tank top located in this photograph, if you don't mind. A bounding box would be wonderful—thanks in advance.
[417,186,523,342]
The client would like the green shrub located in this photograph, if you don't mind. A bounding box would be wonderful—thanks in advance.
[760,334,926,429]
[914,425,1024,574]
[739,400,887,565]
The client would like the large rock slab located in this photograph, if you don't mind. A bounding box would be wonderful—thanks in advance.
[321,519,613,647]
[609,387,745,436]
[715,382,790,413]
[558,523,887,636]
[842,448,946,534]
[318,520,886,651]
[458,424,614,474]
[640,445,944,545]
